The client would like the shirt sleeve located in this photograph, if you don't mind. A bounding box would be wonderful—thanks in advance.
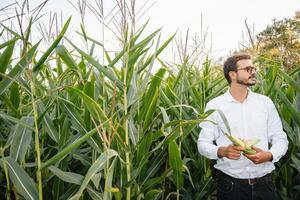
[197,101,221,160]
[266,98,289,163]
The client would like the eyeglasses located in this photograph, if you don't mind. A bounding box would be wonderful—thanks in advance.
[236,66,258,73]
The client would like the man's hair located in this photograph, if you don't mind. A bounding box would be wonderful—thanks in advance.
[223,52,252,84]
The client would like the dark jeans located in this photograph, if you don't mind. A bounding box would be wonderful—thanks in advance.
[215,169,278,200]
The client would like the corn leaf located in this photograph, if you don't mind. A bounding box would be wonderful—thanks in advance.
[0,42,39,96]
[0,40,15,77]
[10,116,34,162]
[48,165,83,185]
[56,45,77,70]
[33,17,71,72]
[41,123,107,169]
[168,141,183,189]
[0,157,38,200]
[69,149,118,200]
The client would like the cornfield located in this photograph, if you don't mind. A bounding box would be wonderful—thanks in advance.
[0,1,300,200]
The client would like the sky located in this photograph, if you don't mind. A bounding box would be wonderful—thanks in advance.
[1,0,300,59]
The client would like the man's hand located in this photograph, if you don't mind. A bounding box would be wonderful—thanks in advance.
[243,146,273,164]
[217,145,244,160]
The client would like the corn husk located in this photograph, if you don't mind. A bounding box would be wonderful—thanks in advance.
[217,109,260,155]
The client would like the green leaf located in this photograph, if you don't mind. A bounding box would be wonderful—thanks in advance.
[56,45,77,70]
[0,40,15,77]
[128,116,138,146]
[164,118,211,128]
[66,86,108,126]
[67,39,123,89]
[275,87,300,127]
[58,118,71,149]
[160,89,180,117]
[59,100,87,133]
[69,149,119,200]
[1,25,23,41]
[10,82,20,109]
[138,33,176,73]
[139,68,166,130]
[41,123,108,169]
[159,106,171,133]
[0,112,34,131]
[142,169,171,192]
[10,116,34,162]
[0,42,39,96]
[21,18,33,56]
[279,70,300,94]
[141,151,167,187]
[136,131,156,164]
[266,65,279,96]
[0,37,18,50]
[37,103,59,142]
[76,31,103,47]
[109,28,160,67]
[291,154,300,172]
[0,157,38,200]
[83,81,95,130]
[33,17,71,72]
[48,165,83,185]
[145,189,163,200]
[59,100,101,152]
[87,186,104,200]
[168,141,183,189]
[80,23,88,41]
[91,173,102,189]
[104,158,117,200]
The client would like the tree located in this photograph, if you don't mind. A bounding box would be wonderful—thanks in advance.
[255,11,300,71]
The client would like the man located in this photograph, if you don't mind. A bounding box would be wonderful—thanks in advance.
[197,53,288,200]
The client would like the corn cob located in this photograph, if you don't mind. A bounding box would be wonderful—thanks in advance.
[243,138,260,154]
[226,133,260,154]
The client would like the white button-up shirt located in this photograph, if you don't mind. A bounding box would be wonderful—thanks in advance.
[198,89,288,179]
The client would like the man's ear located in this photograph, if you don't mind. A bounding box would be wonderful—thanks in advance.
[229,71,236,81]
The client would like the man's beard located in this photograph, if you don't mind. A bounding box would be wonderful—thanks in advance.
[236,75,256,86]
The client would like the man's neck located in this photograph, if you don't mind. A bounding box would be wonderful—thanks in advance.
[229,83,249,103]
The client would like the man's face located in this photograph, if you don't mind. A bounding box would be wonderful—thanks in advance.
[233,59,257,86]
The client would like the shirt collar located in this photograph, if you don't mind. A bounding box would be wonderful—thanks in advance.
[226,87,253,103]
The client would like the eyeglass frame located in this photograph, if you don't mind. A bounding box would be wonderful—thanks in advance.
[235,66,258,74]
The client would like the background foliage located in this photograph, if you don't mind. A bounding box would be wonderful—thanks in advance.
[0,1,299,200]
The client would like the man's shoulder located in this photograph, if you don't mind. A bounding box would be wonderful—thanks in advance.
[206,92,228,107]
[251,91,272,103]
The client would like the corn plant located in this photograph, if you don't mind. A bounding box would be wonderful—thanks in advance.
[0,1,300,200]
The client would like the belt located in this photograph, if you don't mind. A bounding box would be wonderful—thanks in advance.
[216,169,272,185]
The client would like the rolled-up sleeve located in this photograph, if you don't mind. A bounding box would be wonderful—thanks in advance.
[198,102,220,160]
[266,98,288,163]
